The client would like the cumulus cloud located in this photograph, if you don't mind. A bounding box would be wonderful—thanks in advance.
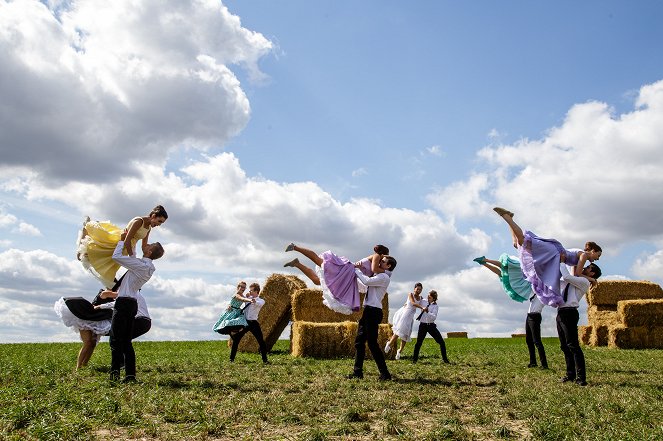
[427,79,663,251]
[0,0,272,184]
[631,249,663,284]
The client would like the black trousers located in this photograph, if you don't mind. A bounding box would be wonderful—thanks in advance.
[556,307,585,381]
[110,297,138,376]
[526,312,548,367]
[132,317,151,340]
[412,323,448,362]
[353,306,389,376]
[230,320,268,362]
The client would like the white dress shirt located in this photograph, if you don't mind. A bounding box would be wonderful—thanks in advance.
[112,240,155,299]
[419,300,439,324]
[559,263,591,308]
[98,292,151,318]
[244,297,265,321]
[354,269,391,309]
[528,294,545,314]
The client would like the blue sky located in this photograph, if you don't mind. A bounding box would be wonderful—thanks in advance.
[1,0,663,343]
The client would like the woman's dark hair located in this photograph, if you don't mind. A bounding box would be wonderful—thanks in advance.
[149,205,168,220]
[585,241,602,253]
[414,282,423,289]
[374,244,389,255]
[588,263,602,279]
[429,290,438,302]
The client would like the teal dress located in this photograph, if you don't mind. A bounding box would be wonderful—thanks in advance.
[213,297,248,334]
[498,253,532,303]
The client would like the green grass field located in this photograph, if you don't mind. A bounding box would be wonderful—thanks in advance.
[1,337,662,440]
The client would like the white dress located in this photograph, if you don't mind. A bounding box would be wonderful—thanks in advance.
[390,294,423,342]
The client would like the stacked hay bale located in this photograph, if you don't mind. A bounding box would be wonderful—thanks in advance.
[581,280,663,349]
[237,273,306,353]
[446,332,468,338]
[290,288,395,359]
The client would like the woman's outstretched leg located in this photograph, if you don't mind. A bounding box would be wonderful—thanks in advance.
[474,256,503,277]
[285,243,323,266]
[493,208,524,248]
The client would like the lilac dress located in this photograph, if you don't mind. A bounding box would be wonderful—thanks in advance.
[316,251,368,314]
[519,231,580,307]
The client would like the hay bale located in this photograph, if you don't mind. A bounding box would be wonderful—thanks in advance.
[511,333,526,338]
[579,325,592,345]
[608,324,663,349]
[617,299,663,327]
[291,321,395,359]
[237,274,306,353]
[291,288,389,323]
[586,280,663,306]
[446,332,468,338]
[587,305,618,325]
[589,324,610,346]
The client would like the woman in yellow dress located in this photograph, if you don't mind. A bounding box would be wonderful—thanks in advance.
[77,205,168,288]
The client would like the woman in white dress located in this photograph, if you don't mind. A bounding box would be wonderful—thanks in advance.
[384,282,425,359]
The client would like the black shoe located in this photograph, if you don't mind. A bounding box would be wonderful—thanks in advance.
[540,365,549,370]
[109,371,120,382]
[560,376,575,383]
[378,373,392,381]
[346,372,363,379]
[443,358,450,364]
[527,363,538,368]
[575,379,588,386]
[122,375,137,384]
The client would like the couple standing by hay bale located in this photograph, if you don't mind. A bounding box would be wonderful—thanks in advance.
[284,243,397,381]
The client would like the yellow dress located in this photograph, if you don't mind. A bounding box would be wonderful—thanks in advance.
[78,217,151,288]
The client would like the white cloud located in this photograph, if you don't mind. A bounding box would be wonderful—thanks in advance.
[0,0,272,184]
[351,167,368,177]
[15,222,42,236]
[631,249,663,284]
[427,79,663,251]
[426,145,443,156]
[0,212,17,228]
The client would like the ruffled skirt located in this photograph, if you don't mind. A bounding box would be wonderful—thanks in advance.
[54,297,112,336]
[498,254,532,303]
[213,298,248,334]
[316,251,360,315]
[519,231,565,307]
[391,305,417,341]
[78,221,124,288]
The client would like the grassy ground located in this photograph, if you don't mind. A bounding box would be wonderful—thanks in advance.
[1,337,663,440]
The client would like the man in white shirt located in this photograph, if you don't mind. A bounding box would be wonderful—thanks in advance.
[348,255,397,381]
[109,232,164,383]
[557,262,601,386]
[230,283,269,364]
[525,294,548,369]
[412,290,449,364]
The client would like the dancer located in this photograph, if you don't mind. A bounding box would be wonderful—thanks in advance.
[77,205,168,288]
[108,232,164,383]
[558,262,601,386]
[473,255,548,368]
[54,290,153,369]
[384,282,426,359]
[412,290,449,364]
[347,255,397,381]
[493,207,601,306]
[213,281,253,336]
[283,244,389,314]
[229,283,269,364]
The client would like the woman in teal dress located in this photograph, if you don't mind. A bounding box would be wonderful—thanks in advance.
[213,281,252,334]
[473,254,531,302]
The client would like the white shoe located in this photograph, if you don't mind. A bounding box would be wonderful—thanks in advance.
[395,350,401,360]
[384,342,391,353]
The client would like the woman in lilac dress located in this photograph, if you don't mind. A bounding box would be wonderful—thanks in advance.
[283,244,389,314]
[493,207,602,307]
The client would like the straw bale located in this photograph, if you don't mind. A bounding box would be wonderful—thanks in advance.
[290,289,389,323]
[291,321,395,359]
[589,324,610,346]
[586,280,663,306]
[608,324,663,349]
[237,274,306,353]
[446,332,468,338]
[511,333,526,338]
[617,299,663,327]
[579,325,592,345]
[587,305,618,326]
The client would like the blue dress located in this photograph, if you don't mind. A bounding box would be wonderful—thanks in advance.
[213,297,248,334]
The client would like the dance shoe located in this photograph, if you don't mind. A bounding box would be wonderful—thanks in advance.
[283,258,299,268]
[493,207,514,217]
[285,243,296,252]
[384,342,391,353]
[473,256,486,265]
[395,350,401,360]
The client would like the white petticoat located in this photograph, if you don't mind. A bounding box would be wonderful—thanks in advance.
[315,264,355,315]
[391,305,417,342]
[54,297,112,336]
